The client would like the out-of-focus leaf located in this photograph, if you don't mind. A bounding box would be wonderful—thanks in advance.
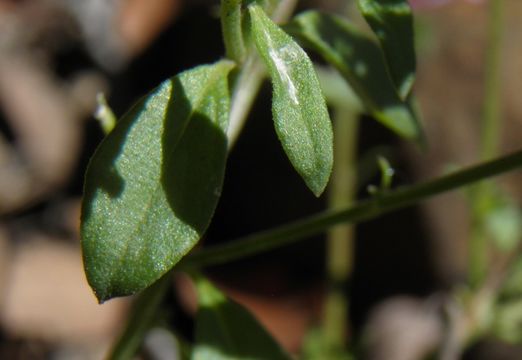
[301,328,355,360]
[493,299,522,344]
[81,61,235,301]
[315,65,362,112]
[486,200,522,252]
[377,156,394,190]
[357,0,416,98]
[249,4,333,196]
[192,276,291,360]
[499,258,522,300]
[94,93,117,134]
[286,11,422,141]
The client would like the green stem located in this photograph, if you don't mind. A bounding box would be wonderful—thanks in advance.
[226,0,299,146]
[109,274,171,360]
[322,107,358,354]
[227,54,266,146]
[182,149,522,269]
[221,0,246,63]
[480,0,503,161]
[270,0,298,23]
[469,0,504,288]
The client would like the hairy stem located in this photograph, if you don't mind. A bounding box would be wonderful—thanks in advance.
[182,149,522,269]
[221,0,246,62]
[227,0,299,146]
[227,54,266,146]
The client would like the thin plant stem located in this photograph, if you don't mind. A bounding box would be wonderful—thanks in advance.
[322,107,359,354]
[109,274,171,360]
[227,0,299,146]
[480,0,504,161]
[271,0,298,23]
[221,0,246,63]
[181,148,522,269]
[469,0,504,288]
[227,54,266,146]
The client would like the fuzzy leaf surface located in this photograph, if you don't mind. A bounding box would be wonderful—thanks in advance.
[287,11,422,141]
[81,61,234,301]
[249,5,333,196]
[357,0,416,99]
[192,276,291,360]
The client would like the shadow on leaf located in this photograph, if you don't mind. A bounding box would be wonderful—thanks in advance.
[161,77,228,236]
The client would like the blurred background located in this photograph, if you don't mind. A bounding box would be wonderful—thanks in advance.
[1,0,522,358]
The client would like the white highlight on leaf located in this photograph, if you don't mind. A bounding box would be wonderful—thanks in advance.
[268,46,299,105]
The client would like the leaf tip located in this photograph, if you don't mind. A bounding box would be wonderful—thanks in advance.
[305,165,332,197]
[311,183,328,198]
[90,284,110,304]
[96,296,107,305]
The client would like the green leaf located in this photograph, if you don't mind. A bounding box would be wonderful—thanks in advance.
[499,258,522,300]
[301,328,355,360]
[192,276,291,360]
[486,200,522,252]
[493,299,522,344]
[357,0,416,99]
[81,61,235,301]
[315,65,362,112]
[286,11,422,141]
[249,4,333,196]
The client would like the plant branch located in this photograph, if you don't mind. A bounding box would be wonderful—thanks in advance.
[469,0,504,288]
[226,0,298,147]
[109,274,171,360]
[271,0,298,24]
[322,106,358,354]
[227,54,266,146]
[221,0,246,62]
[181,148,522,269]
[480,0,504,161]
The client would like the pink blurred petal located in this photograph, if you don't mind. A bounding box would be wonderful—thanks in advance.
[409,0,486,10]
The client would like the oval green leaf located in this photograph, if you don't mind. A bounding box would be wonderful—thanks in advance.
[192,276,291,360]
[249,5,333,197]
[357,0,416,99]
[81,61,235,302]
[286,11,422,141]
